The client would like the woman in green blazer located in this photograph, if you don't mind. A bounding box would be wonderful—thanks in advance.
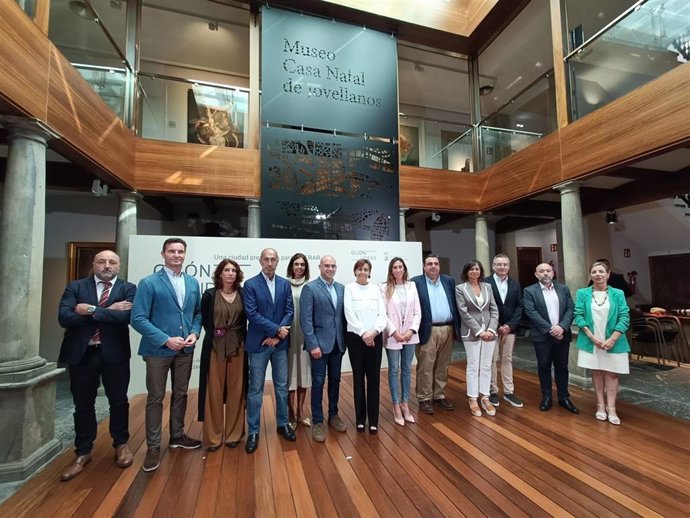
[574,261,630,425]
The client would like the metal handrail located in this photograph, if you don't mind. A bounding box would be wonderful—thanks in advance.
[138,71,250,94]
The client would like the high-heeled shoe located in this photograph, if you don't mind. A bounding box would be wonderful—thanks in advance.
[480,397,496,417]
[606,407,621,425]
[595,404,607,421]
[393,404,405,426]
[468,398,482,417]
[401,403,415,423]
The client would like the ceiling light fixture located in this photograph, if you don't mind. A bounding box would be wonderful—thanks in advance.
[69,0,97,21]
[479,85,494,96]
[606,210,619,225]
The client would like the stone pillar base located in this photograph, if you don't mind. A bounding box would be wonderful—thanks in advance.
[568,339,592,390]
[0,363,64,482]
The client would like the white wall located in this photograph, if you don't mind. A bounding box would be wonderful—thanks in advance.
[430,227,495,281]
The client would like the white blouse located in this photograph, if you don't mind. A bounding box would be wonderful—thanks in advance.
[344,281,387,336]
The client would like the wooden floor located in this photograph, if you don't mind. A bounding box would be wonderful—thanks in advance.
[2,363,690,518]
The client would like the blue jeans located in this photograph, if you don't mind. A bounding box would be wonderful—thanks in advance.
[247,347,289,435]
[386,345,415,404]
[310,349,343,424]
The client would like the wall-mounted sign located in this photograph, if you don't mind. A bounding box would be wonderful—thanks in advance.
[624,248,631,258]
[550,243,558,252]
[261,7,398,137]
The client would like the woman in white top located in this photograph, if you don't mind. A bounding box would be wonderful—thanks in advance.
[380,257,421,426]
[286,253,312,429]
[344,259,387,433]
[455,260,499,417]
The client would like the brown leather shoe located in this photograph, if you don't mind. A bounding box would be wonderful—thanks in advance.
[418,400,434,414]
[60,454,92,481]
[115,444,134,468]
[434,398,455,410]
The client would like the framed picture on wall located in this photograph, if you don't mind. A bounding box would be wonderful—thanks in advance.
[399,125,419,166]
[187,86,246,148]
[67,242,116,282]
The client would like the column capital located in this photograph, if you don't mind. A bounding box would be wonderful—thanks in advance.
[113,189,143,203]
[0,116,57,144]
[554,180,583,195]
[246,198,261,208]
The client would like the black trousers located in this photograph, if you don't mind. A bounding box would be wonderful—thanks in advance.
[68,346,130,455]
[346,332,382,427]
[533,336,571,400]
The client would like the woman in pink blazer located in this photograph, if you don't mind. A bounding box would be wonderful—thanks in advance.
[380,258,421,426]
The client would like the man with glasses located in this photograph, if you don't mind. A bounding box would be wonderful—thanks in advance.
[484,254,524,408]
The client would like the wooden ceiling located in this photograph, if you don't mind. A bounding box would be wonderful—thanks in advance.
[247,0,530,55]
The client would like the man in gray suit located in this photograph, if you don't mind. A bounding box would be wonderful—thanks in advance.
[300,255,347,442]
[523,263,578,414]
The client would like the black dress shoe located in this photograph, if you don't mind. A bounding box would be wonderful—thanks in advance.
[559,398,579,414]
[207,444,221,452]
[226,441,240,448]
[418,400,434,415]
[245,434,259,454]
[539,397,553,411]
[277,425,296,441]
[433,398,455,410]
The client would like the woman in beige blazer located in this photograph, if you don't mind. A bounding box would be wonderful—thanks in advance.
[455,260,499,417]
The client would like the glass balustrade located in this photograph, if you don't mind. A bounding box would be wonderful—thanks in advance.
[139,74,250,148]
[566,0,690,120]
[72,64,127,119]
[399,117,473,172]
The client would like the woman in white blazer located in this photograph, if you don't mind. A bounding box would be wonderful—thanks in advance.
[455,260,499,417]
[380,258,421,426]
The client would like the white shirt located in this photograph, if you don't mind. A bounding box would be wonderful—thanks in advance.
[540,283,560,327]
[94,275,117,301]
[262,272,276,303]
[493,273,508,304]
[164,266,185,307]
[344,282,387,336]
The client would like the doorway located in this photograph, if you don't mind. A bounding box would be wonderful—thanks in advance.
[517,247,542,289]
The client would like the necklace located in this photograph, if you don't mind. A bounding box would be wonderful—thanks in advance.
[592,290,608,307]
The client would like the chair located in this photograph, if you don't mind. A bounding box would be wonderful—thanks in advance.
[654,316,687,365]
[629,318,667,366]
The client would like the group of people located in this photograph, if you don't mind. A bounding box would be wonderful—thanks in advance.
[56,239,631,482]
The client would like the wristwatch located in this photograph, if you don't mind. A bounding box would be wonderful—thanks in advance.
[87,305,96,315]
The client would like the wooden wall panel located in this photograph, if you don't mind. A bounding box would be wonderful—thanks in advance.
[478,133,563,210]
[400,165,482,212]
[135,139,260,198]
[560,63,690,178]
[0,1,50,120]
[46,47,135,187]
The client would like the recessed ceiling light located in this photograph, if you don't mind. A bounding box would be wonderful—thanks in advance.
[535,61,543,68]
[479,85,494,96]
[516,123,524,128]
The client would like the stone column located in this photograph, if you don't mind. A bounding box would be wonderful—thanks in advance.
[475,212,490,270]
[247,198,260,238]
[114,190,141,279]
[399,208,408,242]
[555,180,590,388]
[0,116,63,482]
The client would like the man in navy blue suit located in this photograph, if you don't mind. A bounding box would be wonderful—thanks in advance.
[484,254,524,408]
[58,250,136,481]
[244,248,295,453]
[411,254,461,415]
[300,255,347,443]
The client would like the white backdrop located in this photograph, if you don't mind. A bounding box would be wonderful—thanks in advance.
[127,236,423,395]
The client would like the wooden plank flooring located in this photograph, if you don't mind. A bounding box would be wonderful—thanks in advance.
[2,363,689,518]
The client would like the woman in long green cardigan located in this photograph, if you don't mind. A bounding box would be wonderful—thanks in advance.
[574,261,630,425]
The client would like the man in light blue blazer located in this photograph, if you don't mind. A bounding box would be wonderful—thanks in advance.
[131,238,202,472]
[244,248,295,453]
[300,255,347,443]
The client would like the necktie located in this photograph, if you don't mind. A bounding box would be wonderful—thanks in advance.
[91,281,112,344]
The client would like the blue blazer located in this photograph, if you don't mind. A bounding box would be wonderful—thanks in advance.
[131,269,202,357]
[58,277,136,365]
[573,286,630,354]
[300,278,346,354]
[243,273,294,353]
[523,282,574,343]
[411,274,462,345]
[483,275,523,332]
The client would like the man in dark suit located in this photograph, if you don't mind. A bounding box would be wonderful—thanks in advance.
[300,255,347,443]
[57,250,136,481]
[523,262,578,413]
[411,254,462,414]
[131,237,203,473]
[243,248,295,453]
[484,254,524,408]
